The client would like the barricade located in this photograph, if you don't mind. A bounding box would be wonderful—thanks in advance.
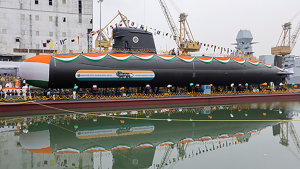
[0,90,299,103]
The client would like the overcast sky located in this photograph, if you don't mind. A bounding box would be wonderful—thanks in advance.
[92,0,300,57]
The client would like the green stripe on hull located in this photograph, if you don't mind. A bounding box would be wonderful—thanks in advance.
[27,80,49,89]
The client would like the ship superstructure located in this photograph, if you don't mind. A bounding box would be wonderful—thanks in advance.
[231,30,258,56]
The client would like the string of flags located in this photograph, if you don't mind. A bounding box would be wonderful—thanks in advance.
[40,19,252,56]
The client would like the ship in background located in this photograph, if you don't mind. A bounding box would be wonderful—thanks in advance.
[260,19,300,87]
[231,28,299,88]
[260,54,299,87]
[231,29,258,57]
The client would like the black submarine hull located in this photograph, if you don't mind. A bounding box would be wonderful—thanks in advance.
[19,53,287,89]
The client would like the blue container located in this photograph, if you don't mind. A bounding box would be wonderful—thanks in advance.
[201,85,211,94]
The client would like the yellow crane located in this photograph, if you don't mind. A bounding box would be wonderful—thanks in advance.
[158,0,200,55]
[279,121,300,156]
[158,143,188,169]
[271,17,300,56]
[95,11,128,53]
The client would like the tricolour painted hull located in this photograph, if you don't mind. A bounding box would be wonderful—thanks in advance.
[19,54,287,88]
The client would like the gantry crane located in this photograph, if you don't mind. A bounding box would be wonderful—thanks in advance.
[158,144,174,169]
[95,11,128,53]
[271,20,300,56]
[158,0,200,55]
[158,143,188,169]
[279,121,300,156]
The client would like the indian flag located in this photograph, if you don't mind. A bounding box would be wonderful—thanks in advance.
[216,133,229,139]
[134,54,155,61]
[56,147,80,153]
[52,54,79,63]
[231,132,244,137]
[247,60,260,66]
[157,54,176,61]
[179,138,194,143]
[135,143,153,149]
[159,140,175,146]
[247,129,258,134]
[260,62,272,68]
[19,54,51,89]
[196,135,212,141]
[83,146,106,153]
[232,58,246,65]
[178,56,195,63]
[196,57,213,64]
[111,145,131,151]
[109,54,132,61]
[19,129,52,154]
[214,57,231,64]
[81,54,107,62]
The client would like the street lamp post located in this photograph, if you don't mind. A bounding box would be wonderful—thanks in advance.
[98,0,103,53]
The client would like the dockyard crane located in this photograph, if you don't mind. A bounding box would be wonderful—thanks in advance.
[158,0,200,55]
[271,18,300,56]
[158,143,188,169]
[158,144,174,169]
[95,11,128,53]
[279,121,300,157]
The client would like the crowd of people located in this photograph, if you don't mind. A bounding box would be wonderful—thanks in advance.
[0,82,292,101]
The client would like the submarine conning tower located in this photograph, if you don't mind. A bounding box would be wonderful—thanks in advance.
[112,27,156,54]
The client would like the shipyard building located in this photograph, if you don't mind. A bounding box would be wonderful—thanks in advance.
[0,0,93,61]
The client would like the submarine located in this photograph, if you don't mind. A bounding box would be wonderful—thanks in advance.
[18,104,290,154]
[19,27,289,89]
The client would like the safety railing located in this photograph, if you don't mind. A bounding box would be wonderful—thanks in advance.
[0,90,299,103]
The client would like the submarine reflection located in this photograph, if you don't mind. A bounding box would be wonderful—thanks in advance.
[1,102,299,169]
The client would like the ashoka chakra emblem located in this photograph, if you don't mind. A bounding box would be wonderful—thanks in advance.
[133,36,139,43]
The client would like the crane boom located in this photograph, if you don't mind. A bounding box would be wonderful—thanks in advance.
[291,21,300,51]
[280,121,300,156]
[158,0,200,54]
[158,0,180,47]
[95,11,128,53]
[289,122,300,154]
[271,17,300,56]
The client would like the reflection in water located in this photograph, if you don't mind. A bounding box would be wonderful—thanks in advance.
[0,101,300,169]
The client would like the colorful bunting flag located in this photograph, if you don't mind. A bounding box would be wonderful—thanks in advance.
[49,42,53,47]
